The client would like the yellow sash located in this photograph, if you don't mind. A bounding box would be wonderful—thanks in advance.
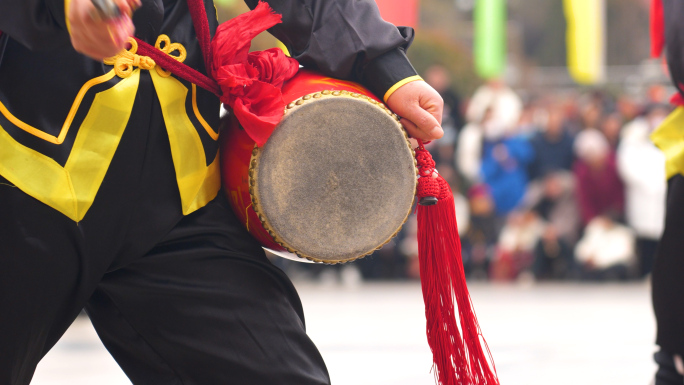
[0,41,220,221]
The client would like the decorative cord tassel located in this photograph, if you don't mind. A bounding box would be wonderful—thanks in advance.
[415,140,499,385]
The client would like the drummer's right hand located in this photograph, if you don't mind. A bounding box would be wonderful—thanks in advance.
[386,80,444,142]
[67,0,137,61]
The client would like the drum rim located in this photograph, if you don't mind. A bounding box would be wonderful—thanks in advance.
[247,90,418,264]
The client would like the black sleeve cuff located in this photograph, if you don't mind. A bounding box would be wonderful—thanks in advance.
[361,47,419,101]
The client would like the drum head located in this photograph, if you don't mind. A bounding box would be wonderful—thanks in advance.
[251,92,416,263]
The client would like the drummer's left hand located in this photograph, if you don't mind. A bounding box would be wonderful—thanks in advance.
[386,80,444,141]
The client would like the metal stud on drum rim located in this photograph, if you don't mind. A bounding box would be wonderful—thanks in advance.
[248,91,417,264]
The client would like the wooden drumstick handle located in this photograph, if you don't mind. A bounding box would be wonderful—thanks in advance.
[91,0,121,20]
[90,0,140,20]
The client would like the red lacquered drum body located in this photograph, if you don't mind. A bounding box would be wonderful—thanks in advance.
[220,70,417,263]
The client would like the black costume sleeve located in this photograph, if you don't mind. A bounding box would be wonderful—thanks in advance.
[244,0,419,99]
[0,0,70,50]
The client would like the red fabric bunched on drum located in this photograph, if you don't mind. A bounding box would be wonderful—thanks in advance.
[210,1,299,147]
[651,0,665,58]
[415,141,499,385]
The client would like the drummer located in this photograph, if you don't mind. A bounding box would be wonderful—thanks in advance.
[0,0,443,384]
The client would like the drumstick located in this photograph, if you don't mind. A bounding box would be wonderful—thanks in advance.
[90,0,140,21]
[90,0,121,20]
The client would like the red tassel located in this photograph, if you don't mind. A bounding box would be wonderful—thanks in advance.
[415,141,499,385]
[651,0,665,58]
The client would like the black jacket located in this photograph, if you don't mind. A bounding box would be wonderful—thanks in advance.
[0,0,418,221]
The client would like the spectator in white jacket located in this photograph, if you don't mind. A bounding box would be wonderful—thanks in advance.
[617,104,669,277]
[575,217,636,280]
[466,79,523,131]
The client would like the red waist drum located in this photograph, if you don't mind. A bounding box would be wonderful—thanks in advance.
[220,70,417,263]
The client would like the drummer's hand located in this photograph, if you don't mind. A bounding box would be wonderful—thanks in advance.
[386,80,444,141]
[67,0,138,60]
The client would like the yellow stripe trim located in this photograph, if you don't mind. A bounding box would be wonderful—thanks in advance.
[0,70,139,221]
[65,0,73,35]
[192,84,219,140]
[0,70,116,144]
[383,75,423,103]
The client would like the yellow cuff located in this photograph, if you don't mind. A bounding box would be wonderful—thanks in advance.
[383,75,423,103]
[65,0,73,35]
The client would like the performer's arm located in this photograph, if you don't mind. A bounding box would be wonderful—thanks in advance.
[245,0,444,141]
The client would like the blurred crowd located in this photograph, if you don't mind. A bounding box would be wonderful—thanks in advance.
[277,65,673,284]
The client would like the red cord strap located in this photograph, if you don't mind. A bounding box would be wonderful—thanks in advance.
[186,0,213,71]
[133,37,221,95]
[131,0,220,96]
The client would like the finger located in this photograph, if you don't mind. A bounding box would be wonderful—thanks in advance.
[400,117,443,141]
[424,95,444,126]
[108,17,134,44]
[112,0,132,17]
[70,22,129,59]
[400,117,420,139]
[401,106,443,140]
[127,0,142,12]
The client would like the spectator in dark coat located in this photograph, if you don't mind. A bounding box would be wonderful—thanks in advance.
[529,107,575,181]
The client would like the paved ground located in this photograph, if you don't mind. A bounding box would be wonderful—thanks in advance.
[31,281,657,385]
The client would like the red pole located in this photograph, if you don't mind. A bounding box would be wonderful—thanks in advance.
[374,0,419,27]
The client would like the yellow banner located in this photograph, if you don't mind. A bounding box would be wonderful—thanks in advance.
[564,0,605,85]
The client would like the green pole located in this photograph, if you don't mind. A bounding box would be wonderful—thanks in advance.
[474,0,507,79]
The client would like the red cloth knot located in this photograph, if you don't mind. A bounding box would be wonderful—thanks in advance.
[210,1,299,147]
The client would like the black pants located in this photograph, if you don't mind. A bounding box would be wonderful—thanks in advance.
[637,237,659,278]
[0,187,329,385]
[653,175,684,383]
[0,94,329,384]
[0,189,329,385]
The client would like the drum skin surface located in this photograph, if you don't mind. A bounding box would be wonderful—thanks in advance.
[221,70,416,263]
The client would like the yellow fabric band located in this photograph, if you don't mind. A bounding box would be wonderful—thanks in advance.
[0,70,139,221]
[150,70,220,215]
[65,0,73,35]
[383,75,423,103]
[651,106,684,179]
[0,34,221,221]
